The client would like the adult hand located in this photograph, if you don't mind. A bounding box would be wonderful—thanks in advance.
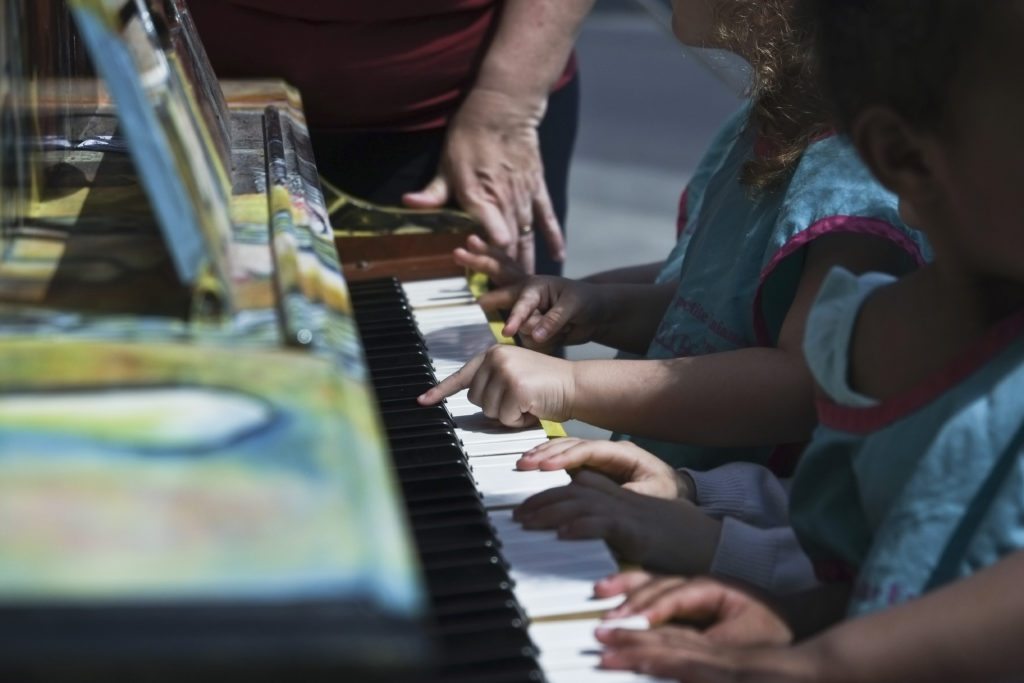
[403,88,565,273]
[513,470,723,575]
[516,438,688,500]
[597,572,793,647]
[477,275,606,348]
[453,233,527,288]
[417,345,576,427]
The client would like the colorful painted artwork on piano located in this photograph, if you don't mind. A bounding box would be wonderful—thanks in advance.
[0,337,419,613]
[0,0,427,668]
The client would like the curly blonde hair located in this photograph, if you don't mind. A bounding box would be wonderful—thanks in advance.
[713,0,831,191]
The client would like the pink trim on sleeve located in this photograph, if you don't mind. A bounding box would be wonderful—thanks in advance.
[675,187,690,239]
[816,308,1024,433]
[752,216,926,347]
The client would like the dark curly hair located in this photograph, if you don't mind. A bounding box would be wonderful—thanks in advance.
[712,0,833,191]
[800,0,992,136]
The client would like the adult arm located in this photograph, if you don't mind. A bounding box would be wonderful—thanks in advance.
[404,0,596,270]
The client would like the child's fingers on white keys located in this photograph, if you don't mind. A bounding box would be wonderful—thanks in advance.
[597,570,657,604]
[616,576,696,624]
[516,437,582,469]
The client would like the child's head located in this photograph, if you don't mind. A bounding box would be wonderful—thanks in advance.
[670,0,832,190]
[807,0,1024,283]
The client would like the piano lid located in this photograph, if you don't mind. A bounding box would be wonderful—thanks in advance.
[68,0,234,296]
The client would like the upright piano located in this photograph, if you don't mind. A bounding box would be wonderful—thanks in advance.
[0,2,668,681]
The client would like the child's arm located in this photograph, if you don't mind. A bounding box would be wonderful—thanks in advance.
[599,551,1024,683]
[514,470,725,576]
[477,275,676,353]
[423,233,914,445]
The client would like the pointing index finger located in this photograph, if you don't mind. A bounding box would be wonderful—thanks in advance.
[417,353,486,405]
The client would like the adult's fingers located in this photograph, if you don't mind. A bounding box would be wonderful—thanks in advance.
[453,234,527,287]
[453,246,503,280]
[516,227,537,276]
[456,175,516,251]
[533,182,565,263]
[401,175,450,209]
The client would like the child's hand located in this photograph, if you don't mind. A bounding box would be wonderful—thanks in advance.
[453,233,527,287]
[513,470,722,575]
[597,571,793,647]
[417,345,576,426]
[477,274,606,348]
[595,626,815,683]
[516,438,690,500]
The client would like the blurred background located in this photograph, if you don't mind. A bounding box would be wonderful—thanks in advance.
[563,0,743,438]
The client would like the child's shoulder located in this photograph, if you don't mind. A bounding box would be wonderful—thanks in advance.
[782,135,903,228]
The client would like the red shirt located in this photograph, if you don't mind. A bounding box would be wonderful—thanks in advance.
[190,0,577,132]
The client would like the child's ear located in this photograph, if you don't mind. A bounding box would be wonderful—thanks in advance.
[851,106,940,214]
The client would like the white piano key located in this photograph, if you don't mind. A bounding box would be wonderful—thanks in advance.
[485,510,622,617]
[457,425,550,446]
[413,305,490,329]
[403,277,476,309]
[532,618,674,683]
[473,459,571,507]
[516,583,623,619]
[463,437,549,458]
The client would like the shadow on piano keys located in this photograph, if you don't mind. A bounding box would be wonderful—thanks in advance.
[351,275,675,683]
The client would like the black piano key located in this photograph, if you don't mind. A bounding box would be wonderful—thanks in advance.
[430,590,521,619]
[392,445,466,469]
[357,319,421,335]
[411,522,497,553]
[418,546,506,572]
[425,563,513,597]
[397,463,471,484]
[379,396,446,415]
[388,431,461,452]
[437,625,536,662]
[373,371,436,390]
[385,421,457,441]
[364,341,430,359]
[437,661,544,683]
[404,495,488,519]
[353,300,412,318]
[371,362,435,380]
[433,604,526,634]
[382,408,451,432]
[400,475,479,504]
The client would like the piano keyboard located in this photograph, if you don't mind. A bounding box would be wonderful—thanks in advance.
[349,276,670,683]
